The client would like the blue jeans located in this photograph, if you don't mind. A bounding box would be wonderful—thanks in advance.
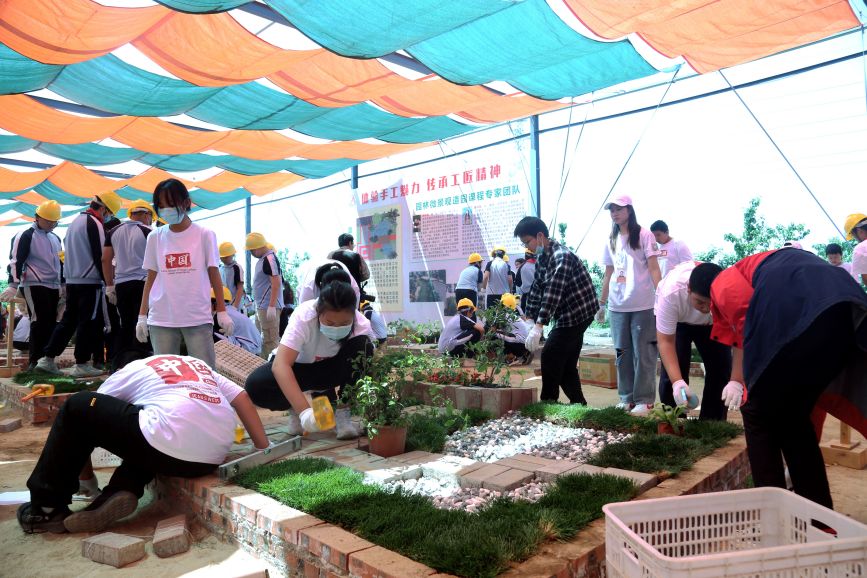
[149,324,216,369]
[609,309,658,405]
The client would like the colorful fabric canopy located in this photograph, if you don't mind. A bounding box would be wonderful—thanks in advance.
[0,0,858,222]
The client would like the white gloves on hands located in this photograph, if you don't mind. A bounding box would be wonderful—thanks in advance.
[299,408,320,432]
[721,381,745,411]
[524,324,542,353]
[266,306,278,324]
[135,314,149,343]
[0,285,18,302]
[672,379,700,409]
[216,310,235,336]
[594,306,606,324]
[105,285,117,305]
[255,440,275,452]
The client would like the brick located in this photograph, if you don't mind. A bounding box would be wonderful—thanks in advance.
[300,524,376,572]
[535,461,585,482]
[227,492,279,523]
[602,468,658,494]
[481,388,512,418]
[207,484,252,513]
[482,468,533,492]
[491,458,537,472]
[459,463,509,488]
[421,455,477,482]
[509,387,534,412]
[397,452,446,466]
[257,503,324,545]
[390,450,439,464]
[82,532,146,568]
[0,417,22,432]
[454,387,481,410]
[349,545,436,578]
[505,453,556,467]
[153,515,190,558]
[454,461,487,478]
[363,464,422,484]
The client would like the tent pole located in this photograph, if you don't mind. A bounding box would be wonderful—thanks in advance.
[530,115,541,217]
[245,197,252,293]
[351,165,359,191]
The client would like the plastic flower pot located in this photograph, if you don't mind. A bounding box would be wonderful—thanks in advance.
[368,425,408,458]
[657,422,682,436]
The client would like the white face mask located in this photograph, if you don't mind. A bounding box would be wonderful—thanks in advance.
[160,207,186,225]
[320,322,352,341]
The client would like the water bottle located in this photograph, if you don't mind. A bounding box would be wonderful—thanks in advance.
[311,396,336,430]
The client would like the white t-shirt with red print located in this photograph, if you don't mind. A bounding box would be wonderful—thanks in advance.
[279,299,373,364]
[143,222,219,327]
[97,355,243,464]
[602,227,660,312]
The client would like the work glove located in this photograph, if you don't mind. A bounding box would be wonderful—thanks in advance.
[0,284,18,302]
[255,440,275,452]
[299,408,320,433]
[524,324,542,353]
[721,380,745,411]
[594,306,606,324]
[135,315,149,343]
[266,306,278,324]
[216,310,235,336]
[672,379,699,409]
[105,285,117,305]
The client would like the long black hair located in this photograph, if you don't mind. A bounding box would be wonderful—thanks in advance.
[314,263,351,289]
[610,204,642,252]
[313,263,356,315]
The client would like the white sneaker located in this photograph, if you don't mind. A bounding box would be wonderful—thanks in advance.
[335,407,360,440]
[287,410,302,436]
[69,364,104,378]
[615,402,634,411]
[629,404,653,416]
[35,357,61,375]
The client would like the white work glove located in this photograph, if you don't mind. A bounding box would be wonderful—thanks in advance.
[299,408,320,433]
[0,285,18,302]
[594,306,606,324]
[672,379,692,406]
[721,380,745,411]
[524,324,542,353]
[105,285,117,305]
[216,310,235,336]
[135,314,149,343]
[266,306,278,324]
[255,440,275,452]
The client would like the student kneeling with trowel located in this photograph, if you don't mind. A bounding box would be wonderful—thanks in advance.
[17,354,270,534]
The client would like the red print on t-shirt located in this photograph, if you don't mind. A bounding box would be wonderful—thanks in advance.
[165,253,192,269]
[147,356,200,385]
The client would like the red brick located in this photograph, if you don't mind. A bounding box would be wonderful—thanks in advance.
[348,545,436,578]
[300,524,376,572]
[459,463,509,488]
[227,492,281,523]
[491,458,537,472]
[257,503,324,545]
[190,474,221,501]
[509,387,534,412]
[81,532,146,568]
[480,388,512,417]
[207,484,251,513]
[303,559,323,578]
[153,514,190,558]
[482,468,533,492]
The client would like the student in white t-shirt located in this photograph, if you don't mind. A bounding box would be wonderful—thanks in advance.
[846,213,867,286]
[824,243,855,279]
[482,247,513,308]
[649,220,693,278]
[211,287,262,356]
[655,261,731,420]
[136,180,233,370]
[598,195,662,415]
[17,354,268,534]
[245,265,375,441]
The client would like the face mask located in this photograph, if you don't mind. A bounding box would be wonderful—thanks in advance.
[320,322,352,341]
[535,241,545,257]
[102,214,113,225]
[160,207,186,226]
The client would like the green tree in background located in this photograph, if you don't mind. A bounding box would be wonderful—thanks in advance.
[275,249,310,293]
[812,238,856,262]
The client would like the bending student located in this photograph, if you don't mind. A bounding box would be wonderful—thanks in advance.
[245,266,375,440]
[438,298,485,357]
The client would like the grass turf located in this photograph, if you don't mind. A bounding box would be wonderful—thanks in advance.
[405,408,493,453]
[237,457,636,578]
[12,370,103,394]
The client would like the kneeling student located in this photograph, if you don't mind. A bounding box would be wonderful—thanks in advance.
[212,286,262,356]
[491,293,533,365]
[438,298,485,357]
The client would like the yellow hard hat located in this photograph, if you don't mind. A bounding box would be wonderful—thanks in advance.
[219,242,236,258]
[503,254,509,262]
[500,293,517,310]
[245,232,267,251]
[457,298,476,311]
[126,199,155,220]
[95,191,122,216]
[57,250,65,264]
[468,252,482,264]
[359,300,370,310]
[210,286,232,302]
[844,213,867,240]
[35,200,61,222]
[265,242,274,251]
[491,245,506,257]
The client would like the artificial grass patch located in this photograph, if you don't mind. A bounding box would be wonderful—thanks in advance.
[236,457,636,578]
[12,371,103,394]
[521,402,654,433]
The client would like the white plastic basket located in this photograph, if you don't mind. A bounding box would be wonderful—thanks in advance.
[604,487,867,578]
[90,448,122,468]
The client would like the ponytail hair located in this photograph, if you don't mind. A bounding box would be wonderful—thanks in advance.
[314,263,351,289]
[609,205,642,252]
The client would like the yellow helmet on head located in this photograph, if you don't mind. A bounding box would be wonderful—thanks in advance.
[35,200,61,222]
[126,199,155,220]
[457,298,476,311]
[95,191,122,216]
[58,250,65,264]
[500,293,517,310]
[467,252,482,264]
[491,245,506,257]
[210,287,232,302]
[844,213,867,240]
[266,242,274,251]
[219,242,236,258]
[503,254,509,262]
[245,232,267,251]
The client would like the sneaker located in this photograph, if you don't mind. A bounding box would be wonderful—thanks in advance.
[63,489,137,533]
[335,407,360,440]
[34,357,61,375]
[629,404,653,416]
[615,402,634,411]
[17,502,71,534]
[287,410,303,436]
[68,364,104,378]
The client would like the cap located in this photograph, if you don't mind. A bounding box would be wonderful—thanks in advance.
[844,213,867,240]
[782,240,802,250]
[456,298,476,311]
[95,191,122,215]
[126,199,155,220]
[35,200,61,222]
[219,242,236,258]
[245,232,267,251]
[604,194,633,210]
[210,286,232,302]
[467,252,482,264]
[500,293,517,310]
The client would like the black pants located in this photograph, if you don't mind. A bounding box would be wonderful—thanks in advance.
[540,318,592,404]
[502,340,528,357]
[245,335,373,410]
[455,289,478,307]
[27,392,216,508]
[658,323,731,420]
[520,293,529,312]
[112,280,151,371]
[44,284,104,365]
[448,328,482,358]
[279,306,294,337]
[13,341,29,351]
[741,303,856,508]
[486,294,503,309]
[21,285,59,367]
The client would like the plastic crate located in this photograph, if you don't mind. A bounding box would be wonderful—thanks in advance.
[603,487,867,578]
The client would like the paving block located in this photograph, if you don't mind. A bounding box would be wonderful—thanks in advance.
[459,463,509,489]
[421,455,478,482]
[300,524,376,572]
[390,450,437,464]
[82,532,146,568]
[534,460,585,483]
[508,453,558,467]
[491,458,538,472]
[256,503,323,545]
[152,515,190,558]
[603,468,658,494]
[509,387,535,412]
[481,388,512,418]
[363,464,422,485]
[0,417,22,432]
[454,461,487,478]
[454,387,482,410]
[482,468,534,492]
[348,545,436,578]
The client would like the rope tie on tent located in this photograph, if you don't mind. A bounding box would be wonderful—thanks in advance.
[718,70,845,239]
[550,96,592,233]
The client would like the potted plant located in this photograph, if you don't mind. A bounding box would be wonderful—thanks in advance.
[649,403,686,435]
[463,302,518,388]
[355,376,409,457]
